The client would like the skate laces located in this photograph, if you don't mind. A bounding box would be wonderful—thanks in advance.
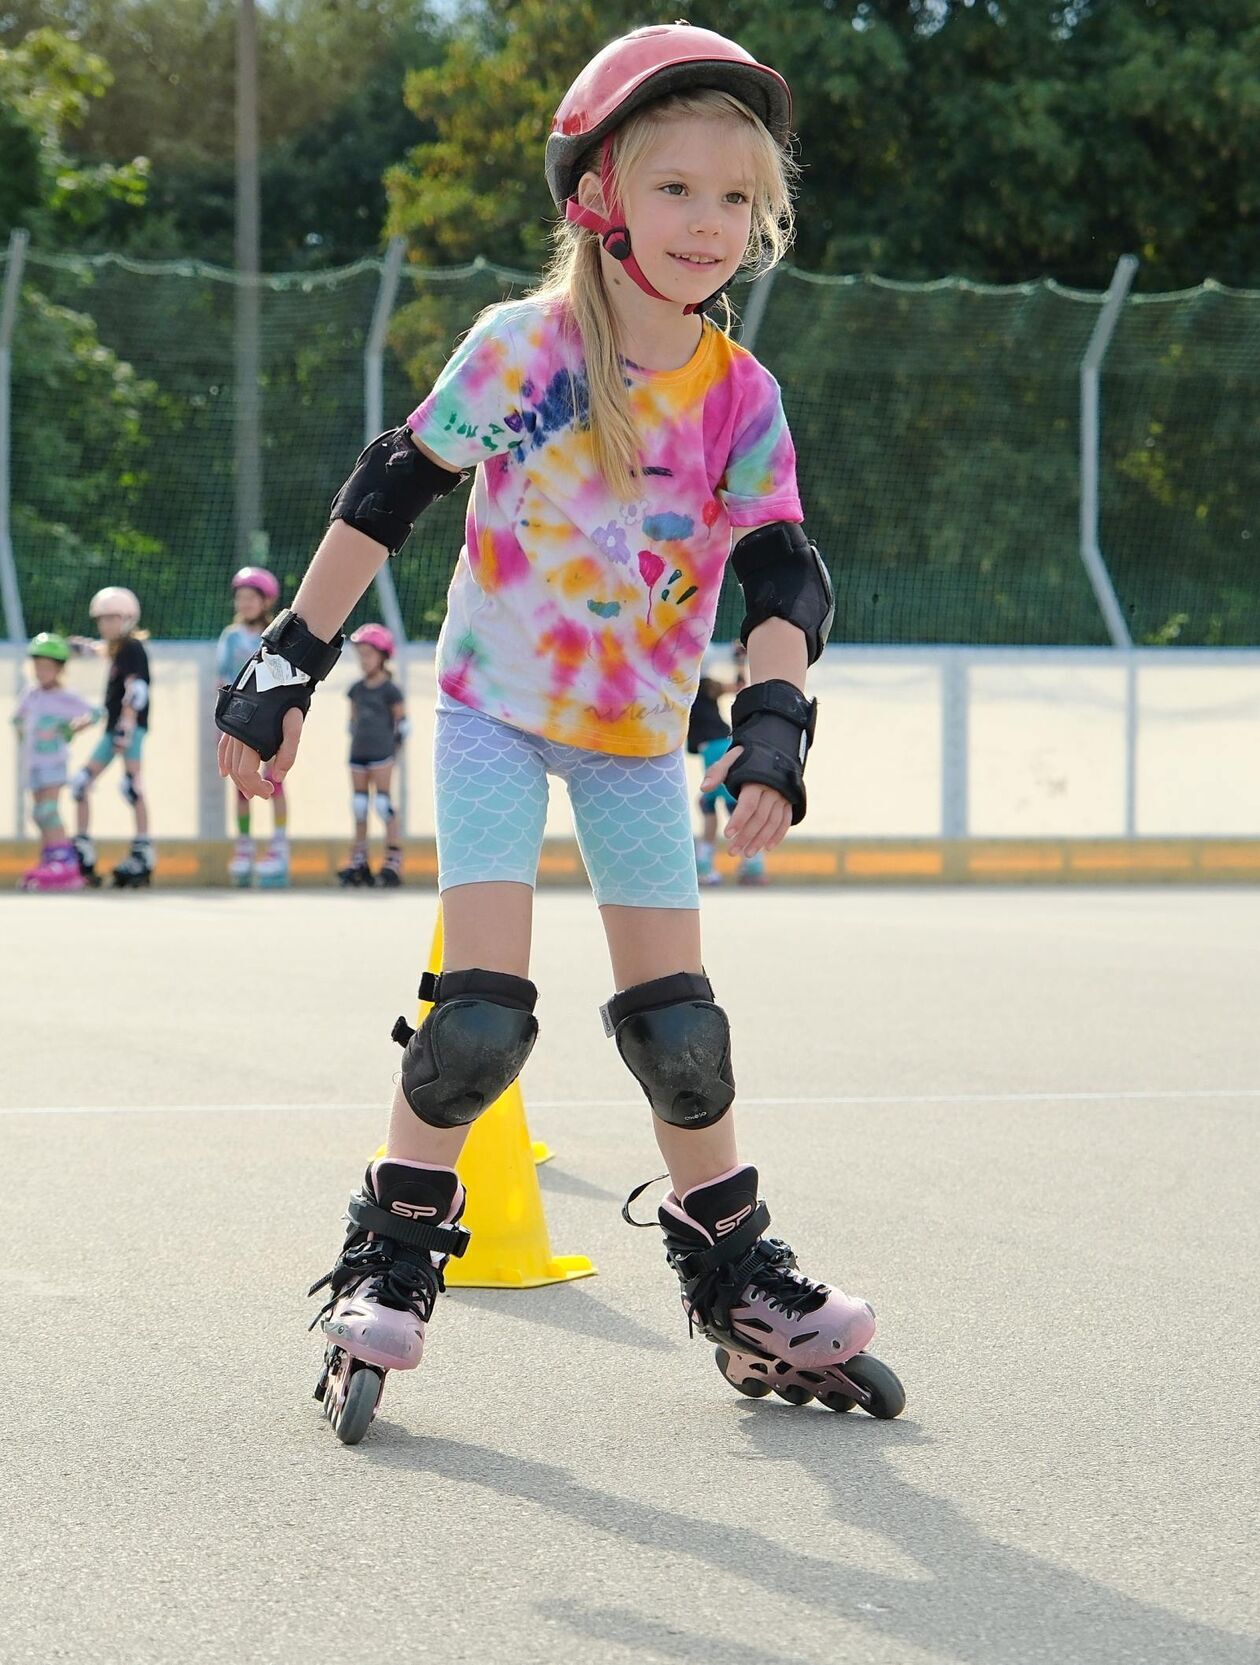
[674,1237,828,1337]
[307,1235,445,1330]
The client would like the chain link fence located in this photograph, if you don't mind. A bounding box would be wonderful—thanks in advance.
[1,239,1257,648]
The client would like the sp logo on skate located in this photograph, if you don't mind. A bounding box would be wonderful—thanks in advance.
[390,1200,438,1219]
[716,1204,752,1236]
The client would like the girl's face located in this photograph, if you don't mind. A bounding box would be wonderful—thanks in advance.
[32,657,63,688]
[355,644,385,676]
[94,613,127,642]
[616,116,755,311]
[234,585,267,625]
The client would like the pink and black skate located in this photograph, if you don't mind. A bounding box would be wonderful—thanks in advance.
[656,1165,905,1418]
[20,841,86,892]
[308,1158,470,1443]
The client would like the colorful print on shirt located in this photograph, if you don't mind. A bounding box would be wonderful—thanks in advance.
[408,298,802,757]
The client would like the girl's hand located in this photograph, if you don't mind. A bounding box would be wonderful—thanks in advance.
[700,746,793,858]
[218,705,305,798]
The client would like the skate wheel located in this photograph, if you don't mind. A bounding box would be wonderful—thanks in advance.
[819,1390,856,1414]
[773,1384,815,1407]
[332,1363,383,1445]
[714,1346,772,1398]
[841,1353,905,1421]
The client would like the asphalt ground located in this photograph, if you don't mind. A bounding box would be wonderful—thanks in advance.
[2,885,1258,1665]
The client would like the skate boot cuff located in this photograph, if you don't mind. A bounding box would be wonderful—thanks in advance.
[662,1201,771,1282]
[345,1193,470,1260]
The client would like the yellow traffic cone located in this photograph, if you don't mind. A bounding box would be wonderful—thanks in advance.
[375,910,595,1290]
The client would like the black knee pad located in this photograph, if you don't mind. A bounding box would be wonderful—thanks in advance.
[391,968,539,1129]
[600,972,735,1129]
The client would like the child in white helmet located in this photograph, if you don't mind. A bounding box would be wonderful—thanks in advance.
[13,633,101,891]
[338,623,407,889]
[68,586,154,888]
[216,566,289,887]
[218,23,902,1442]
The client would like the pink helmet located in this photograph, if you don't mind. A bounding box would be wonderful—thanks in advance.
[547,25,791,314]
[351,623,395,659]
[232,565,280,603]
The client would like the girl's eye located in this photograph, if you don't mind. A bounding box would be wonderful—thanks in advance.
[726,192,749,205]
[661,183,685,195]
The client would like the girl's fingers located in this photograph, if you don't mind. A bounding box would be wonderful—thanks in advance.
[699,744,740,794]
[269,707,304,786]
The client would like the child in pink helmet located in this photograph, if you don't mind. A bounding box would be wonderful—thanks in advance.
[216,567,288,887]
[338,623,407,889]
[218,23,902,1442]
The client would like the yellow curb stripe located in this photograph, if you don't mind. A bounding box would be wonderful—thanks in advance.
[846,850,943,877]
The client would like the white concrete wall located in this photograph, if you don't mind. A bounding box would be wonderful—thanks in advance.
[4,644,1260,841]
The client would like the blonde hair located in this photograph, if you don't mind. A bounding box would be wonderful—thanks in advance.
[487,87,796,502]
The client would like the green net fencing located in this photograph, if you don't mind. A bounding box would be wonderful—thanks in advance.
[2,248,1257,646]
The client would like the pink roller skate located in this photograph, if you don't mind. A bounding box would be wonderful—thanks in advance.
[20,841,86,893]
[655,1165,905,1418]
[308,1158,470,1444]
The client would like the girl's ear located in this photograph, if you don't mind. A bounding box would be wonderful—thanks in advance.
[576,169,606,213]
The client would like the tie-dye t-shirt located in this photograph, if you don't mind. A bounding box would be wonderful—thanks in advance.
[407,299,802,757]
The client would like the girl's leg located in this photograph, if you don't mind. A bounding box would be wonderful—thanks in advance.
[383,704,549,1164]
[235,787,252,838]
[74,759,107,835]
[265,769,287,833]
[32,786,64,845]
[600,903,740,1195]
[350,767,369,852]
[124,762,148,837]
[370,762,402,879]
[383,879,534,1165]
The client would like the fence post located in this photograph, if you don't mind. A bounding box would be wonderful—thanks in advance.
[1079,254,1137,651]
[0,228,30,646]
[364,238,408,650]
[940,655,969,839]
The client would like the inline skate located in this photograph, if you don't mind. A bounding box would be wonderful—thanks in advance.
[227,837,254,888]
[20,841,85,892]
[337,846,375,888]
[72,833,103,889]
[376,844,404,889]
[654,1165,905,1419]
[309,1158,469,1444]
[112,837,155,889]
[255,836,290,889]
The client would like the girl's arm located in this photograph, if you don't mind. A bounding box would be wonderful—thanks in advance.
[700,528,812,859]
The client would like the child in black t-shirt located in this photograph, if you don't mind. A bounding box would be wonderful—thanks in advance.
[338,624,407,889]
[68,585,155,888]
[686,643,765,886]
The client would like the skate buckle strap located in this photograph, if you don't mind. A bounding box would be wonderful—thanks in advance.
[347,1194,470,1259]
[667,1200,772,1279]
[391,1015,416,1047]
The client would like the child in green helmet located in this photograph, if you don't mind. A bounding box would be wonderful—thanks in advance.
[13,634,100,892]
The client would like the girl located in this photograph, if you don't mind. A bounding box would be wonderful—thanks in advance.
[69,586,155,889]
[338,623,408,889]
[13,633,100,892]
[218,23,902,1440]
[216,566,289,887]
[686,641,767,886]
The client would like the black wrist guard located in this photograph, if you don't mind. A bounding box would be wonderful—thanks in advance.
[724,679,818,826]
[215,609,344,762]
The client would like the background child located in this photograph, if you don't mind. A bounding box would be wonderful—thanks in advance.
[216,566,289,887]
[13,633,100,892]
[686,641,766,886]
[68,586,154,889]
[338,623,407,889]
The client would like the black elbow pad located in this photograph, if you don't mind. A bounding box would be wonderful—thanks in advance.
[330,427,466,556]
[731,522,835,663]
